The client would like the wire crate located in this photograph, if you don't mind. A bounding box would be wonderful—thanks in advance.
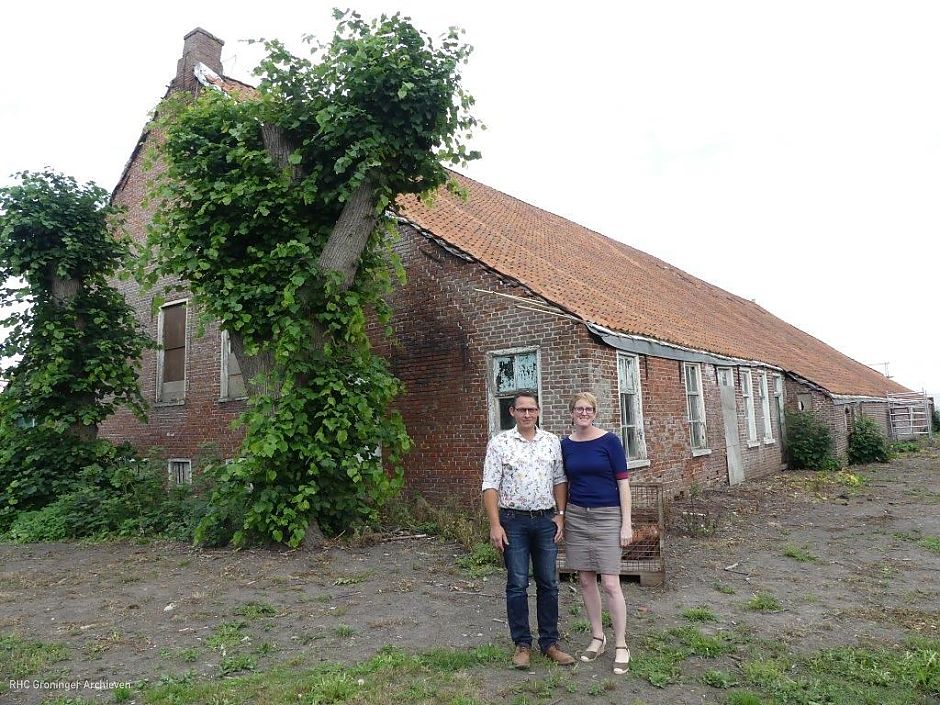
[557,482,665,586]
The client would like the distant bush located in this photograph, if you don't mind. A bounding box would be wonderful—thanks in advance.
[2,458,211,543]
[932,408,940,433]
[848,415,889,465]
[785,411,837,470]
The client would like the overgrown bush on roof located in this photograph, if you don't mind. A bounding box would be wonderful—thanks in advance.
[848,415,889,465]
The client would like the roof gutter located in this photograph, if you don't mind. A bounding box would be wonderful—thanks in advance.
[587,323,786,372]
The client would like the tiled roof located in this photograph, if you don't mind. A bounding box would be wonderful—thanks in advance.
[397,172,909,397]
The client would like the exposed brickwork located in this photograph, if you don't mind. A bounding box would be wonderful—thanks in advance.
[99,132,246,469]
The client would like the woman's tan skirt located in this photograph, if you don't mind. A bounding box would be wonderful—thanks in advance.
[564,503,623,574]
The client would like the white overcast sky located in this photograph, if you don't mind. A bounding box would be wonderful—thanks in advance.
[2,1,938,398]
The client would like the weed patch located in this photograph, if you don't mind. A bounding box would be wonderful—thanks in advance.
[455,542,502,578]
[683,606,719,622]
[782,545,817,562]
[0,633,68,686]
[234,601,279,619]
[702,668,738,688]
[746,592,782,612]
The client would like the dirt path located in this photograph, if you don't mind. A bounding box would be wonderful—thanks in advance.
[2,448,938,704]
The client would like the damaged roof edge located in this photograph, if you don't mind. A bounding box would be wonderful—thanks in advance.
[588,323,787,372]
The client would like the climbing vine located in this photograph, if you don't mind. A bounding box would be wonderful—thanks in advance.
[143,11,480,545]
[0,170,150,524]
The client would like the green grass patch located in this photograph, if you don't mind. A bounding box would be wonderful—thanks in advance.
[455,542,502,578]
[682,606,719,622]
[141,644,506,704]
[0,633,69,685]
[726,692,766,705]
[332,571,372,586]
[219,652,257,675]
[570,618,590,633]
[334,624,355,638]
[669,626,737,657]
[735,636,940,704]
[916,536,940,556]
[205,621,246,649]
[234,601,279,619]
[782,545,817,562]
[746,592,782,612]
[702,668,738,688]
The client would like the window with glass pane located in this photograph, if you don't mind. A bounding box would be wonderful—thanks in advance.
[759,372,773,441]
[683,363,708,449]
[492,351,539,431]
[617,353,646,460]
[220,331,247,401]
[158,301,187,402]
[741,369,757,442]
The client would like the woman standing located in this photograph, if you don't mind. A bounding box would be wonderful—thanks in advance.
[561,392,632,674]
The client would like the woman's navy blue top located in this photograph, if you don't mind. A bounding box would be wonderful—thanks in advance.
[561,432,629,508]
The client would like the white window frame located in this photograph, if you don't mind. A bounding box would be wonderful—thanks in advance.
[683,362,709,453]
[759,372,774,443]
[155,298,188,404]
[617,352,648,465]
[486,346,542,436]
[219,330,248,402]
[168,458,192,485]
[741,368,758,446]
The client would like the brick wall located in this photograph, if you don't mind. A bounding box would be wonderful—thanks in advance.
[99,133,246,468]
[103,194,793,500]
[371,226,786,503]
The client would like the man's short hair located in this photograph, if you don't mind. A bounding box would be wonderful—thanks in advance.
[510,390,539,408]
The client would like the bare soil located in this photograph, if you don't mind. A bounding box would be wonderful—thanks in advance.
[2,447,939,704]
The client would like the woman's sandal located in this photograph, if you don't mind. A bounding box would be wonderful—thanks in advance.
[580,634,606,662]
[613,646,631,675]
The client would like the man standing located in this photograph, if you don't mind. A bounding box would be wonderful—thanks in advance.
[482,390,575,669]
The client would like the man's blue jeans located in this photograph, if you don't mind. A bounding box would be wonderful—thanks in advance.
[500,508,560,653]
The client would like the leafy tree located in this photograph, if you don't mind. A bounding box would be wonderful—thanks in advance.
[143,11,480,546]
[0,170,150,523]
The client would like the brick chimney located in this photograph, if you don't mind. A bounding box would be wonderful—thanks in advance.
[171,28,224,94]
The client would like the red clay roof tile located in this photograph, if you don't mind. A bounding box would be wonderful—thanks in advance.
[397,172,909,398]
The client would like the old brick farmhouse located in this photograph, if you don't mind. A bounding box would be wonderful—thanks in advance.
[100,29,915,501]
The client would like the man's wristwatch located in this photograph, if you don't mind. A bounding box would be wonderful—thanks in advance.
[556,510,565,516]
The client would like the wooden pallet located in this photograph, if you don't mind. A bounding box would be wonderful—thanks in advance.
[556,483,666,587]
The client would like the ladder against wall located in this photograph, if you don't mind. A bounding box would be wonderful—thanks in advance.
[887,391,931,439]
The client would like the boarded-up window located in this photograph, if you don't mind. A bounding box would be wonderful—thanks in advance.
[220,331,247,401]
[491,350,539,432]
[168,459,192,485]
[158,302,187,402]
[683,363,708,450]
[617,353,647,461]
[797,393,812,412]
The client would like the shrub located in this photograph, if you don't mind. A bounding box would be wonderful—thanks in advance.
[932,408,940,433]
[848,415,889,465]
[785,411,835,470]
[2,457,211,543]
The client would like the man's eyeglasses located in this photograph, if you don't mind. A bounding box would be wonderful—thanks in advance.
[513,408,539,415]
[573,407,595,414]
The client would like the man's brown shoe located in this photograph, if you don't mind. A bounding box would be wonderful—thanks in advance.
[512,644,531,669]
[544,643,575,666]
